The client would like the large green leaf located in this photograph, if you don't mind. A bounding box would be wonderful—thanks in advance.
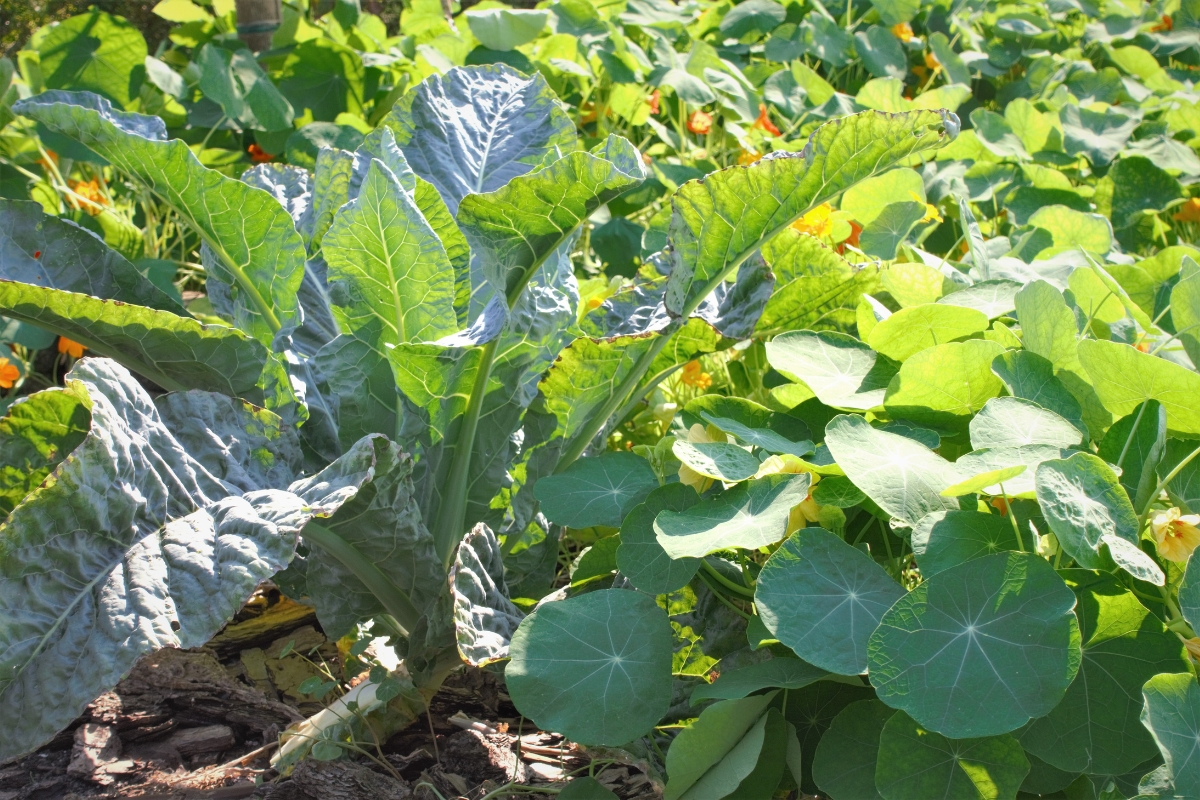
[1141,673,1200,797]
[824,414,960,526]
[382,65,577,214]
[14,92,306,345]
[277,39,365,122]
[0,359,311,761]
[766,330,897,411]
[458,135,646,303]
[757,528,904,675]
[868,552,1081,738]
[883,340,1006,430]
[875,711,1029,800]
[534,451,659,529]
[663,693,777,800]
[910,510,1018,578]
[0,199,184,314]
[616,483,702,595]
[654,474,812,558]
[0,281,268,396]
[866,304,989,363]
[811,700,895,800]
[665,110,956,317]
[1035,452,1146,573]
[1078,339,1200,436]
[0,386,91,522]
[196,43,293,131]
[506,588,672,746]
[991,350,1087,436]
[1020,571,1185,775]
[676,708,791,800]
[755,231,873,336]
[323,158,459,346]
[448,522,524,667]
[275,435,442,640]
[36,10,146,107]
[969,396,1084,450]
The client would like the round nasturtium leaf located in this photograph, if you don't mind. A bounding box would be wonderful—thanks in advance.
[1035,452,1139,570]
[969,396,1084,450]
[757,528,905,676]
[765,330,899,410]
[866,304,989,363]
[37,10,148,107]
[506,589,672,746]
[1179,551,1200,634]
[1020,571,1186,775]
[534,451,659,529]
[910,510,1018,578]
[672,439,761,482]
[616,483,701,595]
[867,552,1081,739]
[882,340,1007,430]
[811,700,895,800]
[875,711,1030,800]
[1141,673,1200,797]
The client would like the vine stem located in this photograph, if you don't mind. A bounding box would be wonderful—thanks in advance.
[1137,442,1200,532]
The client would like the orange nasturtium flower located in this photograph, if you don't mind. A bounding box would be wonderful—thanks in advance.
[792,203,835,238]
[680,360,713,390]
[1153,507,1200,562]
[842,219,863,249]
[0,357,19,390]
[247,143,274,163]
[58,337,86,358]
[68,178,107,215]
[646,89,661,115]
[753,104,781,136]
[1151,14,1173,31]
[891,22,915,42]
[687,110,713,135]
[924,51,941,71]
[737,148,761,165]
[1174,197,1200,222]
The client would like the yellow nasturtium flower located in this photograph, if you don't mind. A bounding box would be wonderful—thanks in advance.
[1153,507,1200,562]
[681,360,713,390]
[755,454,822,534]
[910,191,943,223]
[792,203,835,238]
[891,22,915,42]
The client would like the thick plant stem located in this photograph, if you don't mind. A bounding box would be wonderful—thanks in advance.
[431,230,577,564]
[432,337,498,566]
[302,521,423,634]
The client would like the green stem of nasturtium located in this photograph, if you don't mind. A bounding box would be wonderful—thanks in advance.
[698,571,753,620]
[999,485,1025,553]
[302,521,422,634]
[1116,400,1151,471]
[701,559,756,597]
[1138,442,1200,531]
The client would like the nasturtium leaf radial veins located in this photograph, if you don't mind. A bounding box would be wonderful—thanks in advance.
[868,552,1080,738]
[506,589,672,746]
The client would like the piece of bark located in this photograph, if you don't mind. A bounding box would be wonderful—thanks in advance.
[66,723,121,782]
[262,758,413,800]
[167,725,237,757]
[113,648,303,736]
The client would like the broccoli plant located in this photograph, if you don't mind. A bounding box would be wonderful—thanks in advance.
[0,65,956,764]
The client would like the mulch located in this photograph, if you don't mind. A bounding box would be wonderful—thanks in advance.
[0,589,661,800]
